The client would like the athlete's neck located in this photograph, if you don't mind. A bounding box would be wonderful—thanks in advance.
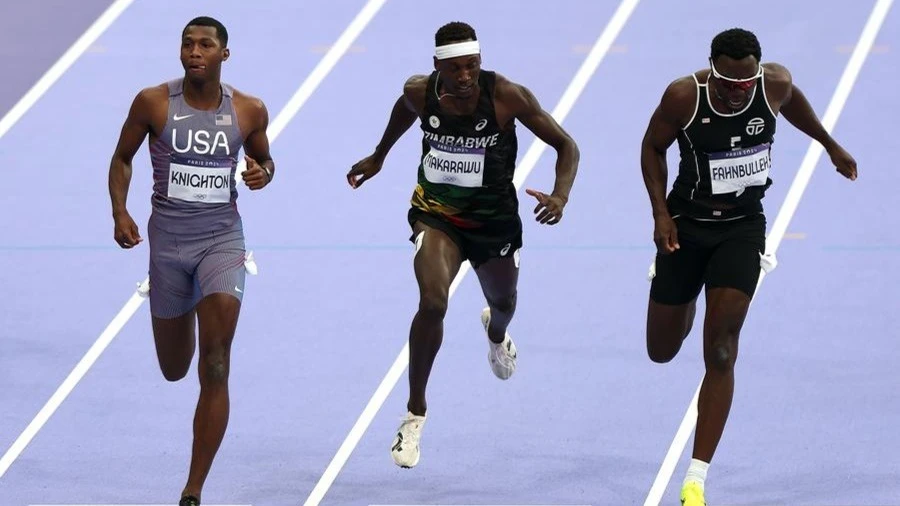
[182,77,223,111]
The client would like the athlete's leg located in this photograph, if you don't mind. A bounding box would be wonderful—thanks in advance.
[152,312,196,381]
[407,220,463,416]
[692,214,765,464]
[391,218,464,468]
[646,217,709,362]
[646,299,697,363]
[179,226,246,501]
[148,222,199,381]
[181,292,241,500]
[692,286,750,463]
[473,253,519,344]
[473,252,520,381]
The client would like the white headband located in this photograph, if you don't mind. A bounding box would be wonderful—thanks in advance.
[435,40,480,60]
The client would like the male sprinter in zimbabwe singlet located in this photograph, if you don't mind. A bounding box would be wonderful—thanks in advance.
[639,28,858,506]
[107,16,274,506]
[347,21,580,468]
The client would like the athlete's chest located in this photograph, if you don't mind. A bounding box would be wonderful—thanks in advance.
[685,100,777,196]
[687,111,775,152]
[419,113,506,188]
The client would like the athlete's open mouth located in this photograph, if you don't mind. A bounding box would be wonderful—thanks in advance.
[189,64,207,72]
[726,94,746,109]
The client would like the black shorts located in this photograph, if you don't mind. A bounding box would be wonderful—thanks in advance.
[650,213,766,305]
[408,207,523,268]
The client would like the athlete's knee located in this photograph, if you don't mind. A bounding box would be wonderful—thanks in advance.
[161,365,190,382]
[705,331,739,372]
[418,291,449,320]
[647,338,681,364]
[704,314,742,371]
[200,343,230,384]
[488,290,517,315]
[706,342,736,372]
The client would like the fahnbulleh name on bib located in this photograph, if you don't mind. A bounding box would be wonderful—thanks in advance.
[707,143,771,196]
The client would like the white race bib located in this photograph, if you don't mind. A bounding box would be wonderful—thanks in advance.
[708,143,771,195]
[168,161,232,203]
[422,142,485,188]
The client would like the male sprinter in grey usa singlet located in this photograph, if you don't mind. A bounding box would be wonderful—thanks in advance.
[107,16,274,506]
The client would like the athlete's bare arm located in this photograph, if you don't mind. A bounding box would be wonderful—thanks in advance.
[108,84,168,249]
[494,75,579,225]
[763,62,857,180]
[640,76,696,253]
[347,75,425,189]
[233,90,274,190]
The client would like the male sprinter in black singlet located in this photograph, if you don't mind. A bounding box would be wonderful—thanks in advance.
[347,21,579,468]
[640,28,857,505]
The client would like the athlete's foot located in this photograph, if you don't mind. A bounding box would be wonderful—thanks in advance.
[481,307,517,380]
[680,481,706,506]
[391,411,426,468]
[179,495,200,506]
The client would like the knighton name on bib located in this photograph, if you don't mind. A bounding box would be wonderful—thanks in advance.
[168,157,232,203]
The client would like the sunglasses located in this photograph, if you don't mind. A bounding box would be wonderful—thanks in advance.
[709,58,762,91]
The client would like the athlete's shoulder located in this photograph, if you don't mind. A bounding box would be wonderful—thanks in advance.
[230,86,268,128]
[760,62,792,105]
[403,74,429,96]
[663,72,701,102]
[762,62,791,80]
[135,83,169,105]
[127,83,168,123]
[402,74,429,112]
[762,62,792,87]
[491,72,536,108]
[655,73,699,125]
[230,87,267,112]
[491,72,522,93]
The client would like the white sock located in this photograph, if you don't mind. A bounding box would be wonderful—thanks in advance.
[684,458,709,489]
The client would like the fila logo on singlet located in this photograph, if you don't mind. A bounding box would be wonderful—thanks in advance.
[172,128,231,156]
[746,117,765,136]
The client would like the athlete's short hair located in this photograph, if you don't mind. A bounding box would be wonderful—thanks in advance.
[710,28,761,62]
[435,22,477,47]
[183,16,228,47]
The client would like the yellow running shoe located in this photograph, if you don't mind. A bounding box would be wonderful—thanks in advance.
[680,481,706,505]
